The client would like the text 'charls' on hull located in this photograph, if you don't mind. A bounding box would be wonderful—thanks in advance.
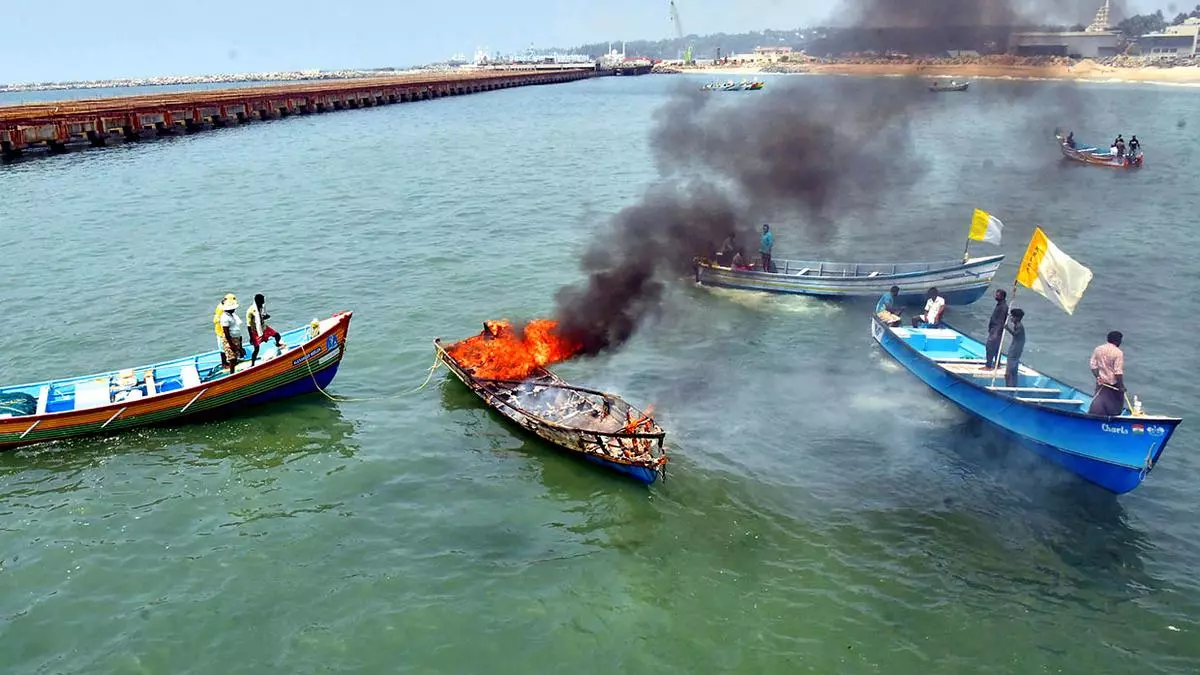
[0,312,353,450]
[694,255,1003,305]
[871,318,1180,494]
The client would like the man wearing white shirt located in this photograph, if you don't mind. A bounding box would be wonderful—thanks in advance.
[911,287,946,328]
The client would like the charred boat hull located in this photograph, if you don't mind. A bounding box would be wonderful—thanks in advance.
[434,338,668,485]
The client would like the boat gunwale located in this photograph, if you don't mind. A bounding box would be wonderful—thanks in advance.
[433,339,667,468]
[873,314,1182,425]
[696,254,1004,282]
[0,312,352,422]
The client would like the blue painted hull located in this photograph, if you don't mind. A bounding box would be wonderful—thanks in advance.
[237,360,341,408]
[581,451,661,484]
[871,318,1181,494]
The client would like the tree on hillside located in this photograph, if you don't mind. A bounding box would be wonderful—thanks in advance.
[1117,10,1167,36]
[1171,4,1200,24]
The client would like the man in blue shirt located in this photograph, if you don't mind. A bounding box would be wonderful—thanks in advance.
[876,285,902,326]
[759,224,774,273]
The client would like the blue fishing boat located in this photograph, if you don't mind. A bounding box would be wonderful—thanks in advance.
[870,317,1181,494]
[694,254,1004,305]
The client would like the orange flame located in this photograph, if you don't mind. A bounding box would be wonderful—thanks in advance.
[622,404,656,434]
[446,319,583,381]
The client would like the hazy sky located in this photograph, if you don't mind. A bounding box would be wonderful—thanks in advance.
[0,0,1170,82]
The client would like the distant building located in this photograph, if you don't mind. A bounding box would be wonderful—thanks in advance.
[1136,18,1200,59]
[1009,0,1122,58]
[730,46,797,64]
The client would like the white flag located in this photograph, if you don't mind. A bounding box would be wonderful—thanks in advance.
[1016,227,1093,315]
[968,208,1003,246]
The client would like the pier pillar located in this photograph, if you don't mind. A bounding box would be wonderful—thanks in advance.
[1,142,21,160]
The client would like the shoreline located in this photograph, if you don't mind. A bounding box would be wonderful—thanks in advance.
[681,59,1200,86]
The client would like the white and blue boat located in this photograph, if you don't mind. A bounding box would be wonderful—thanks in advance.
[695,254,1004,305]
[871,317,1182,494]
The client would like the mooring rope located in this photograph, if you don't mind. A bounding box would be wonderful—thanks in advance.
[301,335,442,403]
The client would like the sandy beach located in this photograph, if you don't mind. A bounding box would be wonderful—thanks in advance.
[684,58,1200,85]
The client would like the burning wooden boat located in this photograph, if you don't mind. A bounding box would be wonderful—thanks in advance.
[434,321,668,485]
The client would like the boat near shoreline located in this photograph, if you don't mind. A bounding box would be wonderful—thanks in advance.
[928,80,970,92]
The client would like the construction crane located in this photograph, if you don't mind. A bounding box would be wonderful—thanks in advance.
[669,0,695,65]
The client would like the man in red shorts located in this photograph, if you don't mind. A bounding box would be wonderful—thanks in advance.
[246,293,285,367]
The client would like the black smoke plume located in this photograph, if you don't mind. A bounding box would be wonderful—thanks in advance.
[554,0,1094,355]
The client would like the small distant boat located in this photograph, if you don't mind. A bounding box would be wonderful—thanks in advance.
[434,337,668,485]
[929,80,969,92]
[1055,131,1143,168]
[693,254,1004,305]
[0,312,353,450]
[871,318,1181,494]
[700,79,765,91]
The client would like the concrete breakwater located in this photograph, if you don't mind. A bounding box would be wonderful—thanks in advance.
[0,69,596,160]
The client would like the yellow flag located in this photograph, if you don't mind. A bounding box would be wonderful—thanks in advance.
[968,208,1003,245]
[1016,227,1093,315]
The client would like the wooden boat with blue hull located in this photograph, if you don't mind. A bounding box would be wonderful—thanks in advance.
[434,339,668,485]
[0,312,352,450]
[694,254,1004,305]
[870,316,1181,494]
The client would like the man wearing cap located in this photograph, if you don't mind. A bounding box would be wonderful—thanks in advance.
[1088,331,1125,416]
[214,294,244,373]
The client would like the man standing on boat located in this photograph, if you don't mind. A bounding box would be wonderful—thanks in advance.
[1088,331,1125,416]
[984,289,1009,370]
[1003,308,1025,387]
[246,293,285,367]
[214,294,244,374]
[759,224,774,273]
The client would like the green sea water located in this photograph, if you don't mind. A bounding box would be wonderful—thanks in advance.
[1,74,1198,674]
